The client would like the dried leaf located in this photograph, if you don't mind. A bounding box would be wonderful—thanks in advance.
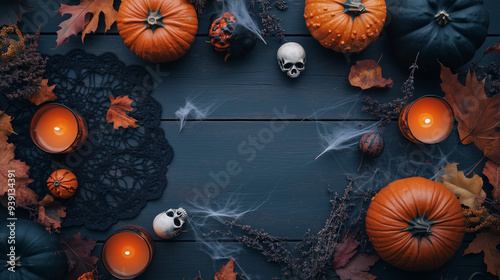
[106,95,139,129]
[439,162,485,209]
[484,43,500,55]
[333,235,360,269]
[14,186,39,208]
[55,0,118,48]
[28,79,57,106]
[483,160,500,199]
[214,259,237,280]
[78,272,97,280]
[37,204,66,232]
[335,253,380,280]
[348,60,393,90]
[62,233,98,280]
[440,64,500,163]
[0,0,34,26]
[38,194,56,207]
[464,231,500,276]
[0,139,33,196]
[0,110,16,141]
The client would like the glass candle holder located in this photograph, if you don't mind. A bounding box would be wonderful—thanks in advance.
[30,104,88,153]
[398,96,454,144]
[102,225,155,279]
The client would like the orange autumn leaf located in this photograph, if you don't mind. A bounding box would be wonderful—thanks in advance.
[483,160,500,199]
[55,0,117,48]
[37,204,66,232]
[78,272,97,280]
[0,110,16,141]
[28,79,57,106]
[348,59,393,90]
[0,139,33,196]
[106,95,139,130]
[214,259,237,280]
[440,64,500,163]
[464,231,500,276]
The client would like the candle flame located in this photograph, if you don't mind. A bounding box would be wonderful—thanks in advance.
[424,118,431,124]
[53,126,64,135]
[124,251,131,256]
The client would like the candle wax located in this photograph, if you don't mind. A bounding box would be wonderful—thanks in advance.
[33,106,79,152]
[102,231,151,278]
[407,97,453,143]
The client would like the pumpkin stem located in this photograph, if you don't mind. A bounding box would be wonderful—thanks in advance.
[402,216,435,239]
[54,180,60,187]
[343,0,367,16]
[434,10,451,26]
[146,11,165,31]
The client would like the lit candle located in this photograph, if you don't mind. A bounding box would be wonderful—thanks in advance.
[399,96,454,144]
[30,104,87,153]
[102,226,155,279]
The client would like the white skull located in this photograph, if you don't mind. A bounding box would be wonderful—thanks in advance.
[153,207,188,239]
[277,42,306,78]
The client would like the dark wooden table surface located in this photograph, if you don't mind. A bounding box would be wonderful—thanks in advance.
[4,0,500,279]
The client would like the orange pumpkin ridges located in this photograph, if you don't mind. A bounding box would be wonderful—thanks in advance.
[304,0,387,53]
[47,169,78,199]
[365,177,465,272]
[116,0,199,63]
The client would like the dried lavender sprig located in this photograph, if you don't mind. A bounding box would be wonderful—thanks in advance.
[251,0,286,40]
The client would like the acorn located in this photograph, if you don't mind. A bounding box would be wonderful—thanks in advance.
[358,132,384,159]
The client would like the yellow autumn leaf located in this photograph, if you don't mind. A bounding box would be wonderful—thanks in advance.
[439,163,485,209]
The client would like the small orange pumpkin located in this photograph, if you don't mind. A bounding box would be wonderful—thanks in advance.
[304,0,386,52]
[117,0,199,63]
[47,169,78,199]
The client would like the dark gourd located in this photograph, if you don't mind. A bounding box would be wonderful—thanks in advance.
[0,218,67,279]
[386,0,489,71]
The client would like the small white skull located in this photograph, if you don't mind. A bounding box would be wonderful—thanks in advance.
[277,42,306,78]
[153,207,188,239]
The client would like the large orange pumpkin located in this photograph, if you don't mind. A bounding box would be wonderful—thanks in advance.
[365,177,465,271]
[304,0,386,52]
[117,0,198,63]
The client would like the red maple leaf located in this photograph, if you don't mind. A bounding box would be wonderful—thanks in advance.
[61,232,99,280]
[332,235,379,280]
[483,160,500,199]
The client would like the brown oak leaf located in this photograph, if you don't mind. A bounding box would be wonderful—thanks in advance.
[484,43,500,55]
[214,259,237,280]
[333,234,360,269]
[335,253,380,280]
[483,160,500,199]
[0,139,33,196]
[440,162,485,209]
[348,60,393,90]
[0,110,16,141]
[55,0,117,48]
[464,231,500,276]
[106,95,139,129]
[440,64,500,163]
[61,232,99,280]
[37,204,66,232]
[28,79,57,106]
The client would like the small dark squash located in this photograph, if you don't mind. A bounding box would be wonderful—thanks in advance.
[0,218,67,280]
[359,132,384,158]
[386,0,489,70]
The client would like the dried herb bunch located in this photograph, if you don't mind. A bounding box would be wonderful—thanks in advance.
[463,205,500,234]
[0,25,47,100]
[251,0,287,40]
[362,54,419,125]
[207,180,375,279]
[189,0,208,14]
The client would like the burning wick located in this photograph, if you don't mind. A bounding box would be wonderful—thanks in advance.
[418,113,433,128]
[53,126,64,135]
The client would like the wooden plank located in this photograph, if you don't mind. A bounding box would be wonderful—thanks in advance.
[36,34,499,120]
[59,120,484,241]
[89,241,487,280]
[19,0,500,35]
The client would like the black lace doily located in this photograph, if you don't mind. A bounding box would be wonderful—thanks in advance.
[7,50,174,230]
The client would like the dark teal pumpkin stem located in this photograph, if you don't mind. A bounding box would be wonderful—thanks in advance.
[145,11,165,32]
[402,214,435,243]
[342,0,367,17]
[4,256,21,268]
[434,10,451,26]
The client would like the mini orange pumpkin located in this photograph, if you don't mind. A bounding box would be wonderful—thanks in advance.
[365,177,465,271]
[47,169,78,199]
[304,0,386,52]
[117,0,199,63]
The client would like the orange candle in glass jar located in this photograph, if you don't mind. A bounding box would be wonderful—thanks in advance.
[399,96,454,144]
[31,104,87,153]
[102,226,155,279]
